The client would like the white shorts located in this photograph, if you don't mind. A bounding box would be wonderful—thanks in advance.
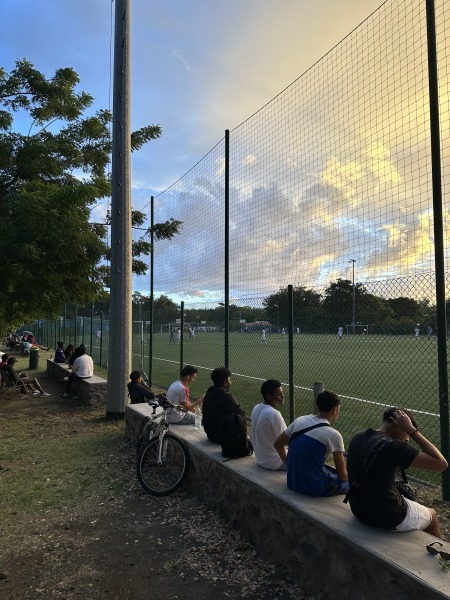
[394,497,432,532]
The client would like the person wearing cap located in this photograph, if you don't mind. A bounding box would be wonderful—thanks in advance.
[346,407,448,538]
[4,356,50,396]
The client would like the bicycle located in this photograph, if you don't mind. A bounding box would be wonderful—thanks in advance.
[136,394,190,496]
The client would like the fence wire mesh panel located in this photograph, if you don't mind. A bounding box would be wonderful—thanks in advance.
[20,0,450,490]
[146,0,450,486]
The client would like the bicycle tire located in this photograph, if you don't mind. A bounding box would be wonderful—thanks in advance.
[137,433,189,496]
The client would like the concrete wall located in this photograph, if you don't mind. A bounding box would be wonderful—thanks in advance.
[127,404,450,600]
[46,359,107,405]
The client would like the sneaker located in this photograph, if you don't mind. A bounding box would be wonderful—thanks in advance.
[62,377,69,382]
[61,392,69,398]
[40,392,50,397]
[32,391,40,395]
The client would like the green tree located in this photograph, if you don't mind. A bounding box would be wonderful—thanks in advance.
[263,286,322,331]
[153,295,180,327]
[0,60,180,331]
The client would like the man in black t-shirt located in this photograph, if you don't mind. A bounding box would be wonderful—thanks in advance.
[346,407,447,538]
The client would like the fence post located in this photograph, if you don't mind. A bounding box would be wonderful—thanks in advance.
[149,195,154,384]
[224,129,230,368]
[426,0,450,500]
[99,311,103,367]
[180,301,184,371]
[313,382,324,413]
[288,284,295,423]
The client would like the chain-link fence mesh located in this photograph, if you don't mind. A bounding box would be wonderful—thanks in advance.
[20,0,450,488]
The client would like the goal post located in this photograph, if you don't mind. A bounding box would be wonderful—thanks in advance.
[345,324,370,335]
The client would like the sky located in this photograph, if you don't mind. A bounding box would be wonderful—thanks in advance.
[6,0,445,303]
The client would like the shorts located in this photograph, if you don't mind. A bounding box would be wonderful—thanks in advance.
[394,497,432,532]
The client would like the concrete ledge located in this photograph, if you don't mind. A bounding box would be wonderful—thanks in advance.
[46,359,107,405]
[126,403,450,600]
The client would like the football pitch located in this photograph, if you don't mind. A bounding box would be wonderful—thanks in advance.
[144,332,443,444]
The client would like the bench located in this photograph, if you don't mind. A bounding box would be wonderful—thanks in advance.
[46,359,107,405]
[126,403,450,600]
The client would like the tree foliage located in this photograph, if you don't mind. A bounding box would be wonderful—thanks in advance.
[0,60,180,331]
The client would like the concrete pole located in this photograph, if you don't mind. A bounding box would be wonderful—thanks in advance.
[106,0,132,418]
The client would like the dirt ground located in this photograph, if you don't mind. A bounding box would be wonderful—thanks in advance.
[0,367,311,600]
[1,363,450,600]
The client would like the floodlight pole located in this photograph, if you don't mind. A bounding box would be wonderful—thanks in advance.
[106,0,132,418]
[349,259,356,335]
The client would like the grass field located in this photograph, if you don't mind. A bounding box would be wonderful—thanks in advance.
[139,331,447,485]
[55,329,445,485]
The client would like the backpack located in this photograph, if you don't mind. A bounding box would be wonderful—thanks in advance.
[220,413,253,459]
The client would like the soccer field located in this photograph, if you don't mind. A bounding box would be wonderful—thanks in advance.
[147,333,440,428]
[144,331,445,485]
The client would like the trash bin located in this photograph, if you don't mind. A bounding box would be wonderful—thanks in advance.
[29,347,39,370]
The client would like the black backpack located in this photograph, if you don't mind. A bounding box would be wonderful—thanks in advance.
[220,413,253,459]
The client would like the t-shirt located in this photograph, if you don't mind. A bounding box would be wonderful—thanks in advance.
[250,403,287,470]
[285,414,345,496]
[166,380,190,424]
[54,348,66,364]
[346,429,419,529]
[72,354,93,378]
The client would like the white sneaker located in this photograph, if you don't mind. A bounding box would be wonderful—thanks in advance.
[40,392,50,397]
[62,377,69,382]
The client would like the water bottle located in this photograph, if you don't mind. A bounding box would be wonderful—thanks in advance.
[194,406,202,431]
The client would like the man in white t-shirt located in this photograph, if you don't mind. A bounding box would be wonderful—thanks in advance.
[250,379,287,470]
[62,345,94,398]
[166,365,204,424]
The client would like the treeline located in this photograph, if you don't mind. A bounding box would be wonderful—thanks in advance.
[67,279,444,336]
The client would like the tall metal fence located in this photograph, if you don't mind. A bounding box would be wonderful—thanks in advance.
[23,0,450,494]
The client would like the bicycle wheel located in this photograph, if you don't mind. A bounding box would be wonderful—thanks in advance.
[137,433,189,496]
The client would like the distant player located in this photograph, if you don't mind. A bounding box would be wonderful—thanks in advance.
[337,326,343,341]
[169,329,176,344]
[427,326,433,340]
[414,326,420,340]
[261,329,267,344]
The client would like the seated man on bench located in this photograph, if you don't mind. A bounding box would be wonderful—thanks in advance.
[62,345,93,398]
[274,390,349,497]
[127,370,155,404]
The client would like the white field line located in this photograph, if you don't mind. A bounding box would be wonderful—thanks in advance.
[153,357,440,419]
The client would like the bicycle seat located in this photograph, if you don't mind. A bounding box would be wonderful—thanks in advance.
[147,399,159,409]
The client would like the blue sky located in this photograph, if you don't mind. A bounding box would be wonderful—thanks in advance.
[10,0,432,300]
[4,0,385,207]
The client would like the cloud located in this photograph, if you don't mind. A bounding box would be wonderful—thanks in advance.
[170,47,195,73]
